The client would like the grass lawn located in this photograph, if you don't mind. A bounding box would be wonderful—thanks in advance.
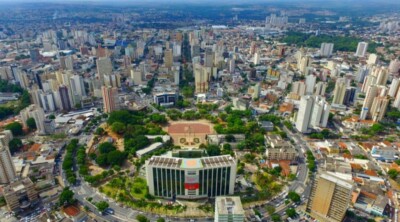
[101,176,148,200]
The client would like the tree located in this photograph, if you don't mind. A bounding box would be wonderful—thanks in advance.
[266,205,276,215]
[136,215,150,222]
[271,213,281,222]
[96,201,109,212]
[388,169,398,179]
[287,191,301,203]
[107,150,127,166]
[8,138,23,154]
[286,208,297,218]
[98,142,116,154]
[5,122,23,136]
[111,122,126,134]
[67,176,76,184]
[206,144,221,156]
[48,114,56,119]
[59,187,75,206]
[156,218,165,222]
[96,154,108,166]
[95,127,105,135]
[26,117,37,130]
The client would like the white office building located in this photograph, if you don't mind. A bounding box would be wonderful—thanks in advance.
[355,42,368,57]
[215,196,245,222]
[320,43,334,57]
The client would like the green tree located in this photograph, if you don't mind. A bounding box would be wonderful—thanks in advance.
[59,187,75,206]
[95,127,105,135]
[271,213,281,222]
[98,142,116,154]
[156,218,165,222]
[266,205,276,215]
[96,201,109,212]
[107,150,127,166]
[388,169,398,179]
[287,191,301,203]
[26,117,37,130]
[206,144,221,156]
[286,208,297,218]
[136,215,150,222]
[96,154,108,166]
[5,122,23,136]
[8,138,23,154]
[48,114,56,119]
[111,122,126,134]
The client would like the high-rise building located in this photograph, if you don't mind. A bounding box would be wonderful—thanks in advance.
[305,75,316,94]
[356,66,369,83]
[367,53,378,65]
[299,56,312,74]
[320,43,334,57]
[96,57,112,83]
[205,50,215,68]
[360,85,379,120]
[59,85,72,111]
[370,96,390,122]
[310,96,330,128]
[361,75,377,93]
[4,178,39,211]
[39,92,56,112]
[0,144,16,184]
[314,82,327,96]
[164,49,173,68]
[389,78,400,97]
[145,150,237,199]
[20,105,46,134]
[306,173,353,222]
[70,75,86,104]
[195,65,210,93]
[355,42,368,57]
[374,67,389,86]
[101,86,118,113]
[253,52,260,65]
[343,87,357,106]
[296,96,314,133]
[291,81,306,97]
[215,197,245,222]
[332,78,347,105]
[389,59,400,75]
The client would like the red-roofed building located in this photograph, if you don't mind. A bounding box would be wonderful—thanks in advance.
[63,205,87,222]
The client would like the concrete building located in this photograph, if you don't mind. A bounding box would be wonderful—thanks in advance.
[370,96,389,122]
[314,82,327,96]
[101,86,118,113]
[215,196,245,222]
[367,53,378,65]
[145,150,237,199]
[59,85,72,111]
[3,178,39,212]
[320,43,334,57]
[265,135,297,160]
[332,78,346,105]
[360,85,378,120]
[355,42,368,57]
[296,95,314,133]
[388,78,400,97]
[291,81,306,97]
[153,92,178,107]
[20,105,46,134]
[96,57,112,84]
[205,50,215,68]
[305,75,316,94]
[194,65,210,93]
[306,173,353,222]
[0,144,16,184]
[164,49,173,68]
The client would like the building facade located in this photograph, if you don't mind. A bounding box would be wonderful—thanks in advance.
[145,151,237,199]
[306,173,353,222]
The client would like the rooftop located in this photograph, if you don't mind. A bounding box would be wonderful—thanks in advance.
[147,154,236,169]
[216,196,244,215]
